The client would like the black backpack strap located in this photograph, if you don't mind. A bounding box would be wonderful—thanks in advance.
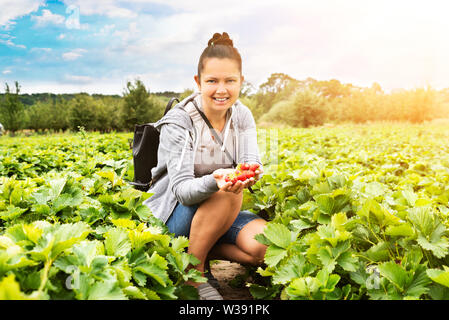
[164,97,180,116]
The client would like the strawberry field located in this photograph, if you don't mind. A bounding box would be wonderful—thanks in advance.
[1,123,449,300]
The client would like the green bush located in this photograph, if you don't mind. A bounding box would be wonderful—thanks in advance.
[260,88,328,127]
[122,80,166,130]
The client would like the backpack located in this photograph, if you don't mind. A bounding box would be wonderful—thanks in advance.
[129,97,179,191]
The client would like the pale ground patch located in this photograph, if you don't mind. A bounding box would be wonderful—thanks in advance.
[210,260,253,300]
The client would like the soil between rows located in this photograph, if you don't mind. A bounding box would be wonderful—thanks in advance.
[210,260,253,300]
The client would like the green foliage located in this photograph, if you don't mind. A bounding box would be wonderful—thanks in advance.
[122,79,165,131]
[249,73,301,121]
[178,89,194,101]
[241,123,449,300]
[25,99,71,132]
[259,88,328,127]
[4,75,448,134]
[0,82,25,134]
[1,80,173,133]
[0,131,205,299]
[2,106,449,300]
[310,79,353,100]
[240,74,446,127]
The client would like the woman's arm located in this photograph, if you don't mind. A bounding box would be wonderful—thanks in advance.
[159,123,219,206]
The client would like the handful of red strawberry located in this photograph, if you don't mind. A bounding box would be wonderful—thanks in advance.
[224,163,260,184]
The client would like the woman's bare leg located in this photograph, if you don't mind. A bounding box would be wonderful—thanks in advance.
[187,190,243,283]
[208,218,267,266]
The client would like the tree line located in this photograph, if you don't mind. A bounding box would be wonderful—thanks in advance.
[0,80,171,135]
[241,73,449,127]
[1,74,449,135]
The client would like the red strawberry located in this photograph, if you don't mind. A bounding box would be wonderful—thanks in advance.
[237,174,246,181]
[223,163,260,186]
[249,163,260,171]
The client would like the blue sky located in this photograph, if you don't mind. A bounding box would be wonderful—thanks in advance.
[1,0,449,94]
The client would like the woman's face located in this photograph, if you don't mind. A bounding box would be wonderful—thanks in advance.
[194,57,244,114]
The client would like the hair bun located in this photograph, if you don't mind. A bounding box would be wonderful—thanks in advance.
[208,32,233,47]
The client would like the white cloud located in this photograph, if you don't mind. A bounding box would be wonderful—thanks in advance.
[30,47,52,53]
[2,69,12,74]
[61,0,137,18]
[0,38,26,49]
[94,24,115,37]
[7,0,449,94]
[123,68,196,92]
[31,9,65,27]
[64,74,93,83]
[1,21,16,31]
[20,78,122,94]
[62,48,87,61]
[0,0,44,27]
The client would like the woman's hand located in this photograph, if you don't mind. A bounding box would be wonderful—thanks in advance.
[213,164,264,194]
[213,168,244,194]
[245,165,264,189]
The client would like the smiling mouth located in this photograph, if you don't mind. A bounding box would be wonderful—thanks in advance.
[213,97,229,102]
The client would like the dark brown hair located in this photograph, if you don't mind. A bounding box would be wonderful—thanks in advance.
[197,32,242,81]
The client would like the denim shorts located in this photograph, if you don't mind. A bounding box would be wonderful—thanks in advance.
[166,202,263,245]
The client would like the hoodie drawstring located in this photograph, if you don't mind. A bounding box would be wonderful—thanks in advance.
[221,111,233,152]
[176,129,190,171]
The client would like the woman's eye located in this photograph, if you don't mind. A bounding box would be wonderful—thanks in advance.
[206,79,236,83]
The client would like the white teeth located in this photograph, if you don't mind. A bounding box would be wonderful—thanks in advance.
[214,98,228,102]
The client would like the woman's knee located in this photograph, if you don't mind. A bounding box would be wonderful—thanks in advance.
[236,219,267,265]
[191,191,243,233]
[244,243,266,265]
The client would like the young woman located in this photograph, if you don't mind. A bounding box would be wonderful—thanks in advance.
[143,32,267,300]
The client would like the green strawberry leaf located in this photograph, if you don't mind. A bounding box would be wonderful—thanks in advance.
[385,223,415,237]
[272,255,315,285]
[378,261,407,291]
[427,266,449,288]
[104,228,131,258]
[263,223,292,249]
[87,280,127,300]
[264,245,288,267]
[0,274,36,300]
[405,265,430,297]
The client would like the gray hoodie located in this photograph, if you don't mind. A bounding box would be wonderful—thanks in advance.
[143,92,262,224]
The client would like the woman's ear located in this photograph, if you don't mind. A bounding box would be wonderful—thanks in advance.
[194,75,201,91]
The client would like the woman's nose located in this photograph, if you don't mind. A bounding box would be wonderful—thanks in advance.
[216,82,227,93]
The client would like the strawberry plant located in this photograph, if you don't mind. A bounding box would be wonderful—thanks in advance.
[241,123,449,300]
[0,132,205,299]
[2,123,449,300]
